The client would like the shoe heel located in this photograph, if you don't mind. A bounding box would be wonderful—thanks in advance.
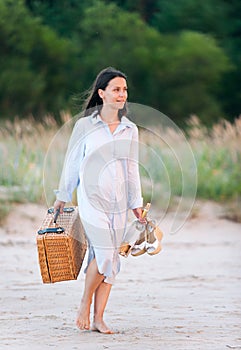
[119,242,132,257]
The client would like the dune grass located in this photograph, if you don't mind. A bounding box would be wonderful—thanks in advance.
[0,114,240,223]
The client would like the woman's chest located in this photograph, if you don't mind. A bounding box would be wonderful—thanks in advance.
[84,126,132,159]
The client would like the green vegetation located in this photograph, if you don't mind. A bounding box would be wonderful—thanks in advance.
[0,0,240,125]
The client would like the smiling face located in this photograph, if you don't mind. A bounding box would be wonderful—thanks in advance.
[98,77,128,110]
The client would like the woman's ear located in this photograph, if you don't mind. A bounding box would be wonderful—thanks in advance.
[98,89,104,100]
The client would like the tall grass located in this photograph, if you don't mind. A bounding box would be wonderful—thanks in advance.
[0,114,70,222]
[0,114,240,222]
[188,116,241,200]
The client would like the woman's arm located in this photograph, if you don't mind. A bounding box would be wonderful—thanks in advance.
[54,119,86,205]
[127,126,143,213]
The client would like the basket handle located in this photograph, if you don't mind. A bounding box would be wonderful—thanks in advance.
[38,227,65,235]
[48,207,75,214]
[47,207,75,224]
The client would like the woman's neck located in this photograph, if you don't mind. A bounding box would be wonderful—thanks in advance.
[100,106,119,123]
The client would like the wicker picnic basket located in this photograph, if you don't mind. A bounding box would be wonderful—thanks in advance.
[36,207,87,283]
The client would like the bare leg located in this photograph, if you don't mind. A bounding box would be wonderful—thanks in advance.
[92,282,114,334]
[76,259,104,330]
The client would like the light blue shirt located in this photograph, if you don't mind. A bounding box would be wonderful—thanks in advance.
[55,111,143,284]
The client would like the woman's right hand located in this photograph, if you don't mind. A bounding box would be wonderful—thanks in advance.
[53,200,66,214]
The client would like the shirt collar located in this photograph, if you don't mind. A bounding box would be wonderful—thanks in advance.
[91,113,133,128]
[91,113,102,125]
[121,116,134,128]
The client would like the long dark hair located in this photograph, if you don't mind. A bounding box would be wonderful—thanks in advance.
[83,67,128,118]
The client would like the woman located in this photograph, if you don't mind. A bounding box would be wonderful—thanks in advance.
[54,67,144,334]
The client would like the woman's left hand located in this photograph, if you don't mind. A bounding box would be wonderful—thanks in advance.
[132,207,146,224]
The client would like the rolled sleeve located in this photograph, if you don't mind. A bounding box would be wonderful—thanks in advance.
[54,189,72,203]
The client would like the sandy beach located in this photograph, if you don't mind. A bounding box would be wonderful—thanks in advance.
[0,202,241,350]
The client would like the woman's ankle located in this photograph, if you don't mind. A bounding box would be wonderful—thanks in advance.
[81,295,92,305]
[93,314,104,323]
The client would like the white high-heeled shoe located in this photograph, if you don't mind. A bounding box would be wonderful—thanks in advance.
[131,240,146,256]
[119,221,146,257]
[145,221,163,256]
[130,227,146,257]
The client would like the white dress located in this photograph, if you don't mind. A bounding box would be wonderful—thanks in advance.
[55,111,143,284]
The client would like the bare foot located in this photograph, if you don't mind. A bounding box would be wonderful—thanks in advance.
[92,319,114,334]
[76,299,91,330]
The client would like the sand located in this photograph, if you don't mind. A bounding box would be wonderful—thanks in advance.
[0,202,241,350]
